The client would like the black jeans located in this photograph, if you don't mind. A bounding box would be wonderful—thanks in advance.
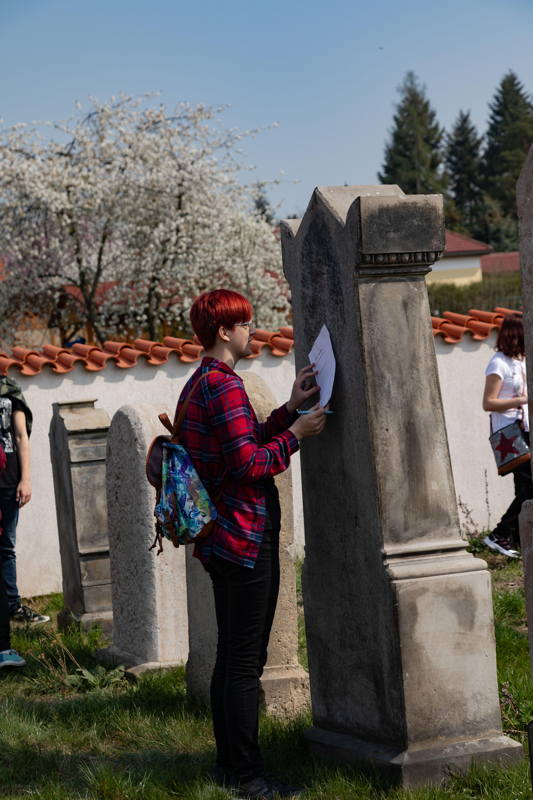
[0,572,10,651]
[493,434,533,547]
[208,527,280,783]
[0,488,20,612]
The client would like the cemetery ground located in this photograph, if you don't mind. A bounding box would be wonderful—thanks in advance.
[0,550,532,800]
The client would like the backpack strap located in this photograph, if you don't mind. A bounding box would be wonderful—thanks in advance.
[159,413,173,434]
[170,369,223,443]
[150,368,226,558]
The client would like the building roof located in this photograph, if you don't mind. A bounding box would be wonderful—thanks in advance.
[480,251,520,275]
[444,230,492,258]
[0,307,523,376]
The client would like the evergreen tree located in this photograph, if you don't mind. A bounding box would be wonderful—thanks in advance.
[378,71,446,194]
[445,110,484,231]
[483,70,533,219]
[470,194,518,252]
[253,181,275,225]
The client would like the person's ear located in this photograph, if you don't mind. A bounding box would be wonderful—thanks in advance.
[218,324,231,343]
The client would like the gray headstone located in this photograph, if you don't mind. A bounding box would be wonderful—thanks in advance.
[517,145,533,685]
[280,185,522,786]
[99,403,188,673]
[49,400,113,633]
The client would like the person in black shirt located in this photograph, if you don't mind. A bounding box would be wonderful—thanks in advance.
[0,377,48,624]
[0,441,25,667]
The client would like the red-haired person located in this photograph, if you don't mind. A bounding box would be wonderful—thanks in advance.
[178,290,327,799]
[482,314,532,557]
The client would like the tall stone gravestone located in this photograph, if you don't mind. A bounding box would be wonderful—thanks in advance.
[186,371,309,716]
[50,400,113,633]
[99,404,188,675]
[280,185,522,786]
[517,147,533,686]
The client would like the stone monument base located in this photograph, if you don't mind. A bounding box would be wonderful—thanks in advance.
[96,644,183,679]
[57,608,113,637]
[187,659,310,717]
[261,664,310,718]
[305,727,523,787]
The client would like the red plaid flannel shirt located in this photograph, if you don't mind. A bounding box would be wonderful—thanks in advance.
[175,357,299,568]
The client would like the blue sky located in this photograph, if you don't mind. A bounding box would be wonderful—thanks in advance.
[1,0,533,217]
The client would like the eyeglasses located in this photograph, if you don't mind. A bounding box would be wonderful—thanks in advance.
[235,321,254,329]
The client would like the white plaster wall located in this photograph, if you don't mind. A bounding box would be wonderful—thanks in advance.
[435,331,514,535]
[15,337,513,598]
[15,351,301,598]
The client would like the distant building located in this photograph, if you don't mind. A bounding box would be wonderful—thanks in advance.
[480,251,520,276]
[426,231,492,286]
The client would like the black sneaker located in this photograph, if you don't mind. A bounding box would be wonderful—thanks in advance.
[236,776,302,799]
[236,777,276,800]
[10,604,50,625]
[207,765,233,787]
[483,534,520,559]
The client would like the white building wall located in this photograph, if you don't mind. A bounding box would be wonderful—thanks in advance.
[15,336,513,598]
[431,255,480,273]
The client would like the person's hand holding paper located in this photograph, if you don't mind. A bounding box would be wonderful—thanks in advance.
[287,364,320,413]
[309,324,336,407]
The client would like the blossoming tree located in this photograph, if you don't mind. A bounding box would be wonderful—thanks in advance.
[0,96,289,345]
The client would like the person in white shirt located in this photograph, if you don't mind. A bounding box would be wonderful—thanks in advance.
[482,314,532,557]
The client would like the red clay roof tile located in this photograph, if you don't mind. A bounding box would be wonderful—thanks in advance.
[269,334,293,356]
[468,309,505,325]
[180,343,204,363]
[161,336,188,353]
[431,307,522,344]
[0,310,522,377]
[494,306,522,317]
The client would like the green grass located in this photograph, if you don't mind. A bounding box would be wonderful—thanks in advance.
[0,552,532,799]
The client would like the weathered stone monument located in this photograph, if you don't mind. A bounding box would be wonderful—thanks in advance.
[99,404,188,675]
[186,371,309,716]
[517,147,533,686]
[50,400,113,633]
[280,185,522,785]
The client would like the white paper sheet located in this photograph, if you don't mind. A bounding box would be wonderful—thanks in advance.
[309,324,336,406]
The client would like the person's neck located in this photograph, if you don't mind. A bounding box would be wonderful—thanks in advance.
[204,344,238,371]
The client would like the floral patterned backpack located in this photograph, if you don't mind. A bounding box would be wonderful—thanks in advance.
[146,371,221,554]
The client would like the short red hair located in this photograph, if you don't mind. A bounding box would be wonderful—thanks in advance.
[190,289,253,350]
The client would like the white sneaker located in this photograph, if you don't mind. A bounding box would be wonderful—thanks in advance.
[483,534,520,558]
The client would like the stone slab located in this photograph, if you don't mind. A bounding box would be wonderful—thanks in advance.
[49,400,113,627]
[104,403,188,667]
[358,194,444,255]
[519,499,533,680]
[305,726,523,787]
[97,644,182,679]
[58,608,113,637]
[281,184,516,783]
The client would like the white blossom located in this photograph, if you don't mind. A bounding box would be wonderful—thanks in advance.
[0,95,289,345]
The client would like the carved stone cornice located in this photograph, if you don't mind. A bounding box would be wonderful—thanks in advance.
[357,250,443,278]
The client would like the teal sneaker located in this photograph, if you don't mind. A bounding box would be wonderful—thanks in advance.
[0,649,26,668]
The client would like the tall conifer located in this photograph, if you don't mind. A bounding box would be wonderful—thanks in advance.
[483,71,533,219]
[445,110,484,232]
[378,71,446,194]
